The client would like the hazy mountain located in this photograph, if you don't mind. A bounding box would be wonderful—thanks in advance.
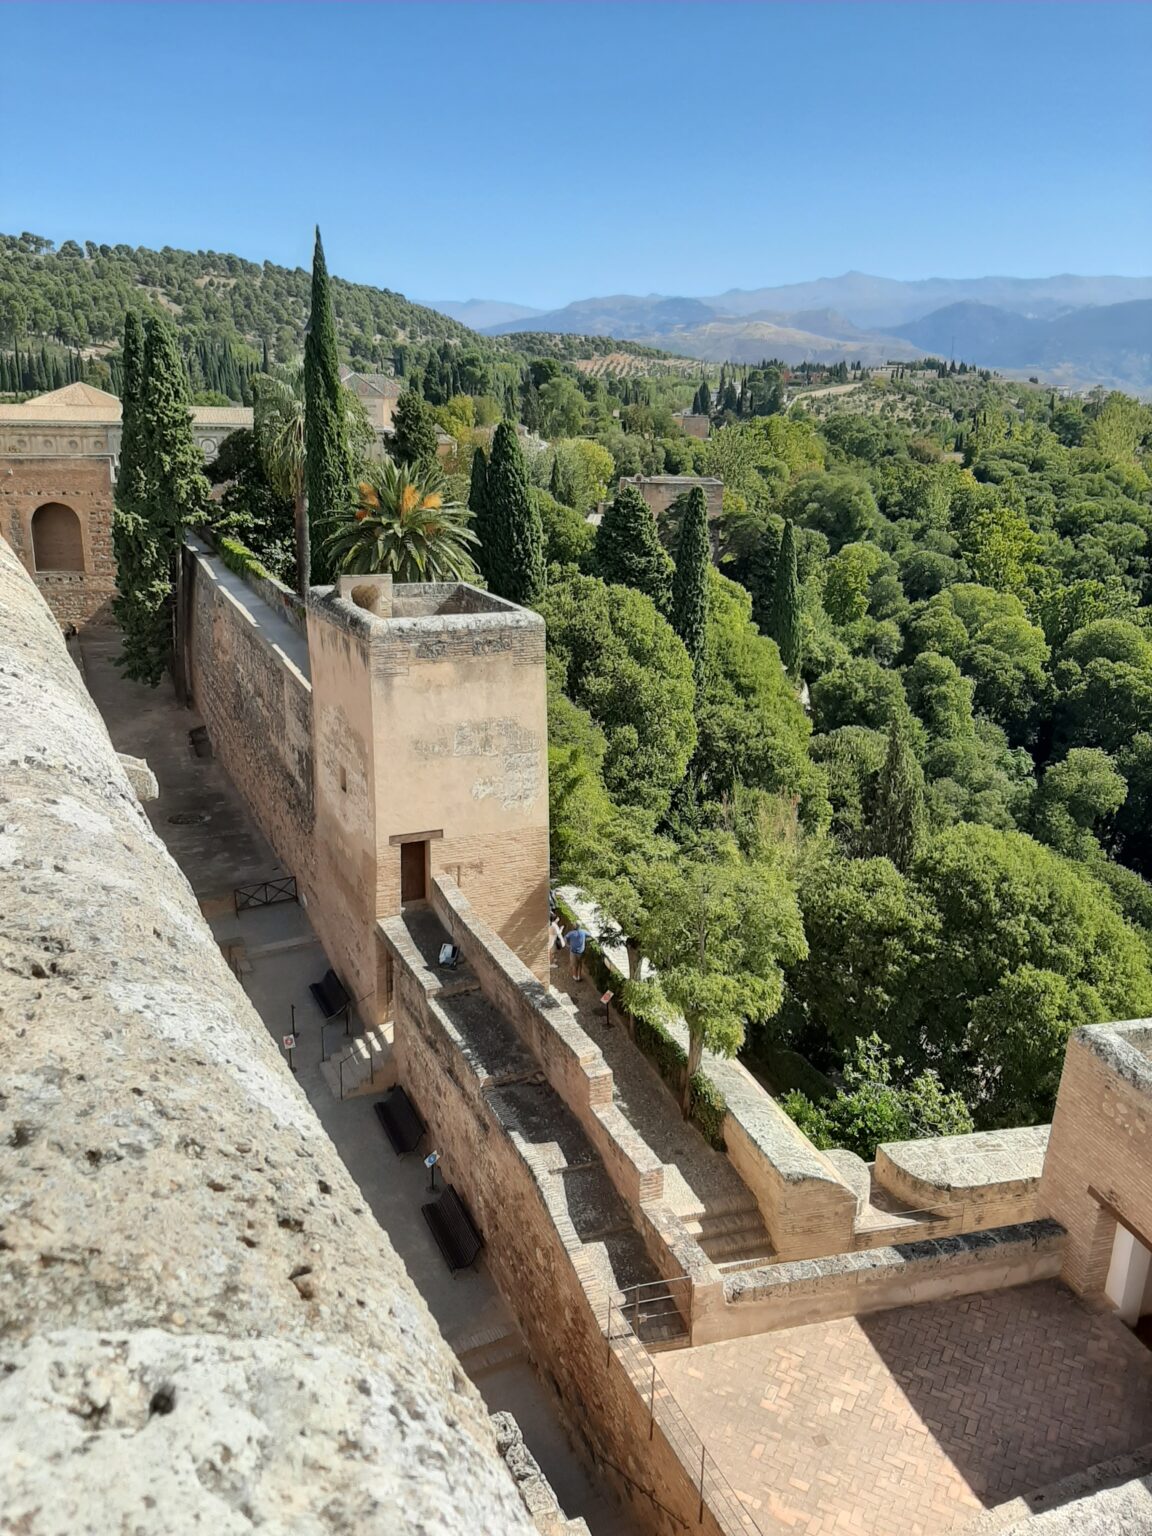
[422,298,543,329]
[487,294,716,338]
[703,273,1152,329]
[894,300,1152,391]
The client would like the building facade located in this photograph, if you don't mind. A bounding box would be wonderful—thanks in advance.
[0,383,250,629]
[621,473,724,524]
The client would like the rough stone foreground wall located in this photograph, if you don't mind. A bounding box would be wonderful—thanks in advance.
[0,540,534,1534]
[184,544,316,893]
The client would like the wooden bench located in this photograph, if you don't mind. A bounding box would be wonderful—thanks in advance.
[309,968,350,1021]
[422,1185,483,1273]
[374,1086,426,1156]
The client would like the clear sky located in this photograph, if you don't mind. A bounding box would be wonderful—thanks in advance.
[5,2,1150,308]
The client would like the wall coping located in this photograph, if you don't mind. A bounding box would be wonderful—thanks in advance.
[724,1218,1067,1304]
[1076,1018,1152,1098]
[876,1124,1050,1203]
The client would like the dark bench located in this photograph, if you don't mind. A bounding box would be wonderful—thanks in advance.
[422,1184,483,1273]
[374,1086,426,1156]
[309,968,350,1021]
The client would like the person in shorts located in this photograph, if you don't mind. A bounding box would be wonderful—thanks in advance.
[565,924,589,981]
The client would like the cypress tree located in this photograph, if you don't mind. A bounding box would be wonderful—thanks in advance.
[870,714,926,872]
[468,447,491,582]
[304,227,352,588]
[766,518,802,677]
[113,314,208,685]
[698,378,712,415]
[484,420,544,606]
[594,484,673,613]
[745,523,782,633]
[549,452,562,501]
[671,486,710,672]
[392,388,438,472]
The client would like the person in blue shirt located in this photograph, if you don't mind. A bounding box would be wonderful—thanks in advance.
[564,924,589,982]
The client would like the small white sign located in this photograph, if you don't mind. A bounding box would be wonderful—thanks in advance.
[424,1151,441,1169]
[282,1035,297,1051]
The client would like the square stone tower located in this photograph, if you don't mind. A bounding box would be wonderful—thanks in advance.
[306,575,550,1021]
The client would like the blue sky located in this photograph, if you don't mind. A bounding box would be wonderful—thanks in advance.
[5,2,1150,308]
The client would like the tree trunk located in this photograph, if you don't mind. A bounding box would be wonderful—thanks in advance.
[626,940,642,981]
[295,486,310,597]
[681,1026,704,1119]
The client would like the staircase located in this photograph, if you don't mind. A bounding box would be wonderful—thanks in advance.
[319,1024,394,1100]
[682,1200,775,1272]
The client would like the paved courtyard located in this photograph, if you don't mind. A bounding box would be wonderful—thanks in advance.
[659,1283,1152,1536]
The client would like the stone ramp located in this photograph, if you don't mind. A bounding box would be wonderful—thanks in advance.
[551,964,774,1267]
[410,910,688,1347]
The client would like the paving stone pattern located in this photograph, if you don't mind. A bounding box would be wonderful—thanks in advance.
[659,1282,1152,1536]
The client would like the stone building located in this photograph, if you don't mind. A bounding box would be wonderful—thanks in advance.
[182,548,550,1027]
[0,382,250,629]
[620,473,724,524]
[673,410,712,440]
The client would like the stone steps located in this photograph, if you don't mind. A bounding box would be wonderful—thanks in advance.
[319,1027,394,1100]
[683,1205,776,1265]
[452,1324,529,1381]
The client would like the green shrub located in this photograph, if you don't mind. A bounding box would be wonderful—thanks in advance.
[555,897,728,1148]
[218,535,273,585]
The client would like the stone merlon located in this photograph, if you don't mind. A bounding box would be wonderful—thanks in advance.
[0,537,534,1533]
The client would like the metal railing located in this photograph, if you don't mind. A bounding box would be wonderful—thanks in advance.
[601,1281,764,1536]
[234,874,298,914]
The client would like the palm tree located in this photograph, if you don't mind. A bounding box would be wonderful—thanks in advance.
[252,369,307,593]
[254,367,374,595]
[324,458,479,583]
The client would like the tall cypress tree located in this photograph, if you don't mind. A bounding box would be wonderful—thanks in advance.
[392,388,438,472]
[671,486,710,672]
[870,714,926,872]
[468,446,491,584]
[113,314,208,685]
[594,484,673,613]
[304,227,352,589]
[697,378,712,415]
[766,519,802,677]
[484,420,544,606]
[745,522,782,633]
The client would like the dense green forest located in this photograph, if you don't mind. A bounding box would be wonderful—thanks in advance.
[206,332,1152,1150]
[522,371,1152,1149]
[29,232,1152,1156]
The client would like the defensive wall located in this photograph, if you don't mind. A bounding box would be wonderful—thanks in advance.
[180,543,550,1024]
[0,535,541,1534]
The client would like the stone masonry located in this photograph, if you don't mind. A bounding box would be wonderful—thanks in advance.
[0,536,537,1534]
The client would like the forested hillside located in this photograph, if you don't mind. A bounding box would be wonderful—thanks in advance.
[0,230,498,399]
[209,328,1152,1148]
[516,370,1152,1146]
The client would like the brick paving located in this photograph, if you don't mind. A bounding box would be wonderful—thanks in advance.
[659,1282,1152,1535]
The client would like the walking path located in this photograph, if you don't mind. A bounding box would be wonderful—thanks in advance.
[555,890,774,1266]
[78,629,639,1536]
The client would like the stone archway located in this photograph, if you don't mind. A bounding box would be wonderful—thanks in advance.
[31,502,85,572]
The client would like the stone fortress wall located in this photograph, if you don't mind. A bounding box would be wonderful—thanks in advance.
[0,536,541,1535]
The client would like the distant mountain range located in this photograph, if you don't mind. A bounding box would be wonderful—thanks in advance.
[423,274,1152,391]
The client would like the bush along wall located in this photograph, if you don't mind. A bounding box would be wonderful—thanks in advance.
[555,898,729,1149]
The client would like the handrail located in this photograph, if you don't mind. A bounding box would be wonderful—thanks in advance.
[601,1296,763,1536]
[233,873,298,914]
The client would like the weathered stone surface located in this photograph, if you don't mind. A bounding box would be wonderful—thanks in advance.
[0,538,533,1533]
[117,751,159,802]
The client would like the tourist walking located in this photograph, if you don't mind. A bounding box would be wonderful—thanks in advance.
[565,923,589,981]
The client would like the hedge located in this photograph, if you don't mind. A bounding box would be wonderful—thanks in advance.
[217,535,274,585]
[555,897,729,1150]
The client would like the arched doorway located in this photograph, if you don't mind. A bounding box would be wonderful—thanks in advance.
[31,502,85,572]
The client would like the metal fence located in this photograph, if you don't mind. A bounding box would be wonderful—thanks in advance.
[234,874,298,914]
[602,1279,764,1536]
